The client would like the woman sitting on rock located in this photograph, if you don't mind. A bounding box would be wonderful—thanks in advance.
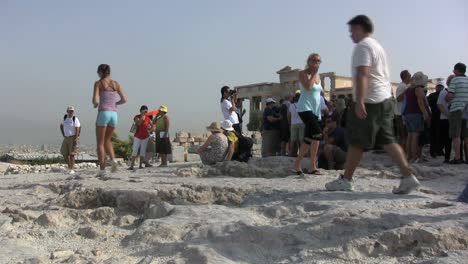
[197,122,228,165]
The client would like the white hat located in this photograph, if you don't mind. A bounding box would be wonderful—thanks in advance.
[67,106,75,111]
[221,120,234,131]
[436,80,446,87]
[265,98,276,104]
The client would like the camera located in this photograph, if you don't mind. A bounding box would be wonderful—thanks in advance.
[229,89,237,96]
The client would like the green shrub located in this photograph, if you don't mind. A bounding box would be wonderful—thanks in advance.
[247,110,262,131]
[112,132,133,160]
[27,157,65,165]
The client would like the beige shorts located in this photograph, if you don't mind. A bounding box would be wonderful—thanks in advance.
[61,136,77,157]
[290,123,305,142]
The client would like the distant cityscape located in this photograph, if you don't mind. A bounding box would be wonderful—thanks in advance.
[0,143,97,156]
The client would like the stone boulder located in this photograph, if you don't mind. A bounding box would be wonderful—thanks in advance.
[144,202,175,219]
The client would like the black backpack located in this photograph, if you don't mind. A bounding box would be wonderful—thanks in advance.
[233,132,253,162]
[64,115,79,131]
[64,115,77,124]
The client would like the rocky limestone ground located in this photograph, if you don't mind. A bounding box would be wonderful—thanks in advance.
[0,154,467,264]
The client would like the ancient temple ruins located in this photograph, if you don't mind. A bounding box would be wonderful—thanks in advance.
[236,66,388,113]
[235,65,435,116]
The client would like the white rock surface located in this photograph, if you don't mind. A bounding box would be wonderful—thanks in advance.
[4,162,97,175]
[0,153,468,263]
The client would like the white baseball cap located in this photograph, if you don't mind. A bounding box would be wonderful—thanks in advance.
[67,106,75,111]
[265,98,276,104]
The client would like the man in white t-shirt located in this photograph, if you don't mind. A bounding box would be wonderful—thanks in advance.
[60,106,81,175]
[437,78,452,163]
[220,86,240,134]
[326,15,420,194]
[394,70,411,148]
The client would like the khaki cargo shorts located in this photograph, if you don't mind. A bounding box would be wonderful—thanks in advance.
[346,98,396,150]
[61,136,77,157]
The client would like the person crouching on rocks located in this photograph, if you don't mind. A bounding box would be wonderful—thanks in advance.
[128,105,153,170]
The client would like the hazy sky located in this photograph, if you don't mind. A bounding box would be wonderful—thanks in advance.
[1,0,467,145]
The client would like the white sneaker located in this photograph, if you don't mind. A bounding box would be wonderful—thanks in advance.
[325,176,354,191]
[69,169,76,175]
[97,169,106,178]
[392,175,421,195]
[110,160,118,173]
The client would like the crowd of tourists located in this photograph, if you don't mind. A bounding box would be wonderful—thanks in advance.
[59,15,468,202]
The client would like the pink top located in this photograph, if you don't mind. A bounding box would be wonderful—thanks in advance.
[98,90,118,112]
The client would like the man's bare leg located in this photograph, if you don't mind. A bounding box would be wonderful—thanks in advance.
[383,143,412,177]
[342,145,364,181]
[453,137,461,160]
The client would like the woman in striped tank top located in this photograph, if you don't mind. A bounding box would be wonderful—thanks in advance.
[93,64,128,177]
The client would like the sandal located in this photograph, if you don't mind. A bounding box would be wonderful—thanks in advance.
[449,159,463,165]
[290,169,304,175]
[309,169,323,175]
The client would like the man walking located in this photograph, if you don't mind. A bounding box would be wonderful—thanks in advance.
[60,106,81,175]
[325,15,420,194]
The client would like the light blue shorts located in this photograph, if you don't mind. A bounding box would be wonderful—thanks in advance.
[96,111,118,127]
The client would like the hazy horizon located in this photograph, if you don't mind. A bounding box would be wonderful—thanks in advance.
[2,0,467,145]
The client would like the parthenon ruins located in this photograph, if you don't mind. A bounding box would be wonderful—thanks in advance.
[235,65,435,117]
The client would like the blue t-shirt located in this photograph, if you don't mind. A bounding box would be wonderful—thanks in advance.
[297,82,323,120]
[263,107,280,130]
[330,127,348,152]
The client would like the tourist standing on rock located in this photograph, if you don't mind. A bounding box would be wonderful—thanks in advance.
[394,70,411,150]
[220,86,241,134]
[128,105,153,170]
[445,63,468,164]
[235,98,246,134]
[291,53,324,175]
[262,98,281,157]
[325,15,420,194]
[197,122,228,165]
[428,81,444,158]
[154,105,172,167]
[288,90,305,157]
[60,106,81,175]
[438,77,453,163]
[280,97,292,156]
[403,72,430,163]
[93,64,127,178]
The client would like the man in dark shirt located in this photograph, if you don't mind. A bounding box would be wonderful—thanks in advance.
[427,83,444,157]
[279,98,291,156]
[322,114,348,170]
[262,98,281,157]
